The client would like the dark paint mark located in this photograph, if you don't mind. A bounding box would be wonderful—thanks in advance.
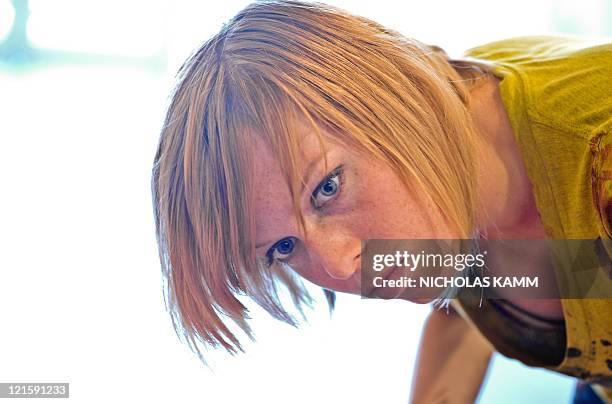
[567,347,582,358]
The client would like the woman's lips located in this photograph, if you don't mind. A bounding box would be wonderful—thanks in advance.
[368,265,403,299]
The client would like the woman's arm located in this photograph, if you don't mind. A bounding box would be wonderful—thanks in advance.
[409,306,494,404]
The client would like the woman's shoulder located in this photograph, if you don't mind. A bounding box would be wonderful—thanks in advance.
[463,35,612,240]
[463,35,612,63]
[464,35,612,137]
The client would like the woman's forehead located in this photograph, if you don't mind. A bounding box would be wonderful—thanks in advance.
[251,122,331,176]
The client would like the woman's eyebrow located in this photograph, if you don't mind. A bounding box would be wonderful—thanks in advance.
[299,152,327,195]
[254,153,328,251]
[255,240,274,250]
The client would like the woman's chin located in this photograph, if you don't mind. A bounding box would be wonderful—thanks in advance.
[411,297,434,304]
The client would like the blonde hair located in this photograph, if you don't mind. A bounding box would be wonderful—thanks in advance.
[151,0,491,358]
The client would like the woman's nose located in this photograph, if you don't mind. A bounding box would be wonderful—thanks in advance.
[303,224,361,280]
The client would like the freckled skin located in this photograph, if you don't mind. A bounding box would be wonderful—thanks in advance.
[252,127,458,299]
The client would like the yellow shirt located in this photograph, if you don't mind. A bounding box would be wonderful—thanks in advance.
[461,36,612,398]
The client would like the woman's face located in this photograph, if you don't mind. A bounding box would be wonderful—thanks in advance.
[253,123,457,300]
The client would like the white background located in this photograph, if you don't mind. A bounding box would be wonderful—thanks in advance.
[1,1,610,402]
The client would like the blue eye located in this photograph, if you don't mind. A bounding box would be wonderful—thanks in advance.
[321,178,338,195]
[312,166,343,208]
[268,237,297,264]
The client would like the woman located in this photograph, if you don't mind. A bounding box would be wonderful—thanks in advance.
[151,1,612,402]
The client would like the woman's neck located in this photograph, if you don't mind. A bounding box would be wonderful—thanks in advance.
[468,75,548,240]
[466,76,564,320]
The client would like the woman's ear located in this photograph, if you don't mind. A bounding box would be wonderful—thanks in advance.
[423,43,493,107]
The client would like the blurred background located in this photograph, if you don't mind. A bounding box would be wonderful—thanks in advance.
[0,1,610,403]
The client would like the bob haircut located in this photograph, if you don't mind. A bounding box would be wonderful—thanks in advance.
[152,0,492,358]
